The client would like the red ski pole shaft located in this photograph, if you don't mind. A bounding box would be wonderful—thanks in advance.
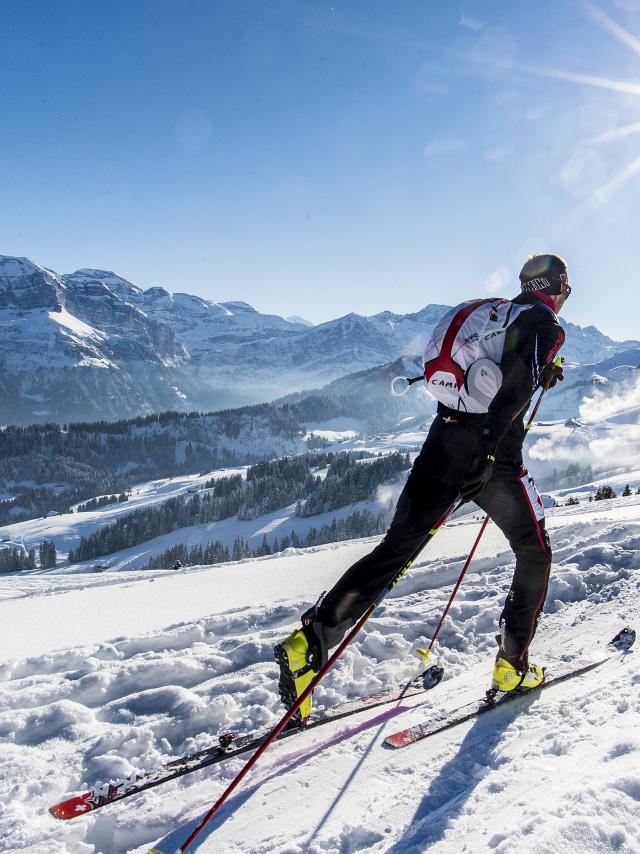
[423,514,490,657]
[175,498,460,853]
[176,604,374,853]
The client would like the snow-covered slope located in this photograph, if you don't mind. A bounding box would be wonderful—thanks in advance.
[0,491,638,853]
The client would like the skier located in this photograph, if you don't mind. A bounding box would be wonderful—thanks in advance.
[275,253,569,722]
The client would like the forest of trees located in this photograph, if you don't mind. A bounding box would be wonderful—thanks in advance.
[0,538,60,573]
[68,451,409,563]
[594,485,617,500]
[39,539,57,569]
[297,452,410,516]
[77,494,128,512]
[0,396,361,526]
[142,503,395,571]
[0,547,36,573]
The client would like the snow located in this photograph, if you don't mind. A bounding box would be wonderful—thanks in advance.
[0,469,246,561]
[49,307,104,342]
[0,489,639,853]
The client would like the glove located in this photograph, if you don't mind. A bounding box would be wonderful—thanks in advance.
[539,362,564,390]
[461,431,497,503]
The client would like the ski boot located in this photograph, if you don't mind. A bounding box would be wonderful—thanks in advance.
[491,656,544,692]
[274,602,326,727]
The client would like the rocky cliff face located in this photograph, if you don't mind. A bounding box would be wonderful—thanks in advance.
[0,259,195,425]
[1,254,638,426]
[0,257,66,311]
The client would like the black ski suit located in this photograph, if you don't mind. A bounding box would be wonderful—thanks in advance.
[312,293,565,669]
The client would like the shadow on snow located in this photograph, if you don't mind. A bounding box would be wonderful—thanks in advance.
[386,691,541,854]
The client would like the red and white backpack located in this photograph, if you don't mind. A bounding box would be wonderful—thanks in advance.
[423,298,535,413]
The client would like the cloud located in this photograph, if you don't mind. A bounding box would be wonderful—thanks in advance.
[416,80,450,97]
[579,373,640,421]
[483,146,511,162]
[613,0,640,10]
[459,14,484,31]
[175,110,213,151]
[558,147,608,198]
[484,266,511,294]
[586,120,640,145]
[528,371,640,474]
[423,139,466,157]
[593,154,640,204]
[527,373,640,476]
[376,480,405,508]
[582,0,640,58]
[469,28,518,76]
[520,64,640,95]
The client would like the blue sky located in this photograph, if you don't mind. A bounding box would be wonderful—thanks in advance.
[2,0,640,339]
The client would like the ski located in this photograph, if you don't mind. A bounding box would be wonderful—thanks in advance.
[49,664,444,820]
[384,627,635,749]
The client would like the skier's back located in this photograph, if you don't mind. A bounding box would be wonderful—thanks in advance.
[275,253,570,723]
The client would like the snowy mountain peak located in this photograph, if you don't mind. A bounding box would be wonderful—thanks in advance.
[65,268,144,305]
[219,300,258,315]
[287,314,314,327]
[0,255,66,309]
[559,318,640,364]
[143,286,175,307]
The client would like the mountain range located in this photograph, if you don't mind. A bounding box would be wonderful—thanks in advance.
[1,254,639,425]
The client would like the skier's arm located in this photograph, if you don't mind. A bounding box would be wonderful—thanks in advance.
[483,318,565,446]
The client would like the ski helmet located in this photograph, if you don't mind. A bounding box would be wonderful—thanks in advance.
[519,253,571,297]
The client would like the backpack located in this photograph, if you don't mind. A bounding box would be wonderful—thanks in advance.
[423,298,534,413]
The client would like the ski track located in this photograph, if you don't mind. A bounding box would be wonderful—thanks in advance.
[0,501,639,853]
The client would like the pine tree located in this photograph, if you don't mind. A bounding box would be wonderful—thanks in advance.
[594,485,616,501]
[257,534,271,556]
[622,484,632,496]
[39,539,57,569]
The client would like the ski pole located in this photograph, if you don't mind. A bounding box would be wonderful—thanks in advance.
[414,375,556,668]
[173,497,461,854]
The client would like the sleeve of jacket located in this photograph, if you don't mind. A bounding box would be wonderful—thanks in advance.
[483,311,565,446]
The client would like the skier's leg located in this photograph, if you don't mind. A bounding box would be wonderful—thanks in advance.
[275,413,478,720]
[313,469,460,654]
[311,415,479,658]
[475,464,551,673]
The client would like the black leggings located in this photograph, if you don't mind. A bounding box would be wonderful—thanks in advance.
[316,413,551,667]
